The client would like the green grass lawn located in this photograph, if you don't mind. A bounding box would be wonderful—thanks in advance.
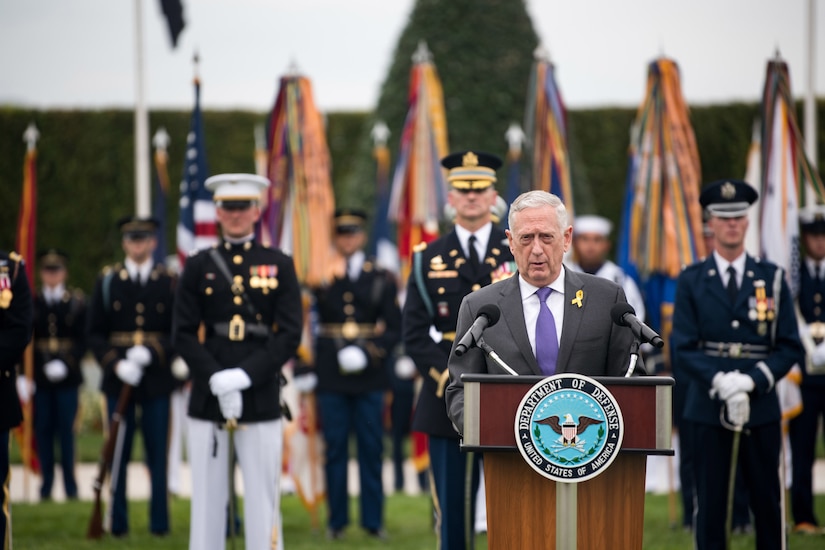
[10,492,825,549]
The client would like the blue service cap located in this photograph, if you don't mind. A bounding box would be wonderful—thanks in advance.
[699,179,758,218]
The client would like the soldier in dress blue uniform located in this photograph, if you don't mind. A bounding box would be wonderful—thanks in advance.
[789,205,825,536]
[308,208,401,540]
[173,174,302,550]
[32,249,86,501]
[1,250,32,549]
[672,179,804,550]
[87,216,177,536]
[402,150,515,550]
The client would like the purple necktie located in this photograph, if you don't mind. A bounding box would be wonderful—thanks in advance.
[535,287,558,375]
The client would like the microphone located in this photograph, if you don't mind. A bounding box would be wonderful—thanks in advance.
[610,303,664,348]
[454,304,501,356]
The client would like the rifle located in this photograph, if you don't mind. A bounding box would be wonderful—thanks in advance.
[86,383,132,539]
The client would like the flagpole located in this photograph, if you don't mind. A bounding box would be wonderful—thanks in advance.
[134,0,151,216]
[804,0,818,172]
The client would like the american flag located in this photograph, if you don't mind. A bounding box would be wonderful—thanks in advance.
[176,78,217,266]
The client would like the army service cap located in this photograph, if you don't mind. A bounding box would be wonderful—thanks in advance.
[38,248,69,270]
[441,150,502,191]
[118,215,159,239]
[334,207,367,234]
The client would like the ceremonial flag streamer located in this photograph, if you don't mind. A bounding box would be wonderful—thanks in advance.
[753,55,825,296]
[176,74,217,266]
[152,127,171,265]
[617,58,705,348]
[387,41,449,284]
[14,122,41,476]
[523,48,574,214]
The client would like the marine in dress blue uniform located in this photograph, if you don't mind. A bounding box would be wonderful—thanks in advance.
[86,217,177,536]
[402,151,514,550]
[309,208,401,539]
[789,205,825,535]
[32,249,86,500]
[173,174,302,550]
[672,180,804,550]
[0,251,32,549]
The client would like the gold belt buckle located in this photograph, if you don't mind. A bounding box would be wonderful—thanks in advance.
[341,320,359,340]
[48,337,59,353]
[229,315,245,341]
[133,329,145,346]
[728,343,742,358]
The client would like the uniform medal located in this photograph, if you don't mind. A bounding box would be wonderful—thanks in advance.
[0,272,12,309]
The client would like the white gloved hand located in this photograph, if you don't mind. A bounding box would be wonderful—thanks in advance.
[115,359,144,386]
[126,345,153,367]
[292,372,318,393]
[725,392,751,428]
[338,345,368,374]
[209,367,252,396]
[812,342,825,368]
[44,359,69,382]
[16,376,35,403]
[170,356,190,380]
[715,371,755,401]
[218,390,243,420]
[394,355,417,380]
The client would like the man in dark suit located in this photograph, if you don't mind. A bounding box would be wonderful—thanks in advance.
[789,205,825,535]
[1,250,33,549]
[403,150,514,550]
[87,216,178,537]
[446,190,635,432]
[310,208,401,540]
[32,249,86,501]
[173,173,302,550]
[672,179,803,550]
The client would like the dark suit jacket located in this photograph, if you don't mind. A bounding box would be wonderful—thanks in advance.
[0,251,32,431]
[445,267,634,433]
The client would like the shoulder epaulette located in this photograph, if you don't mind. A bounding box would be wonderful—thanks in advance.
[8,251,22,262]
[413,241,428,253]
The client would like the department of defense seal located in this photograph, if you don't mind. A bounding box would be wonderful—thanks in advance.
[514,374,624,483]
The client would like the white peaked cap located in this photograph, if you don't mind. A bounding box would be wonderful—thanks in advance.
[573,215,613,237]
[205,173,270,202]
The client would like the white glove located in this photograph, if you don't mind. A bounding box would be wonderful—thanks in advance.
[394,355,417,380]
[811,342,825,368]
[209,367,252,396]
[16,376,35,403]
[218,390,243,420]
[292,372,318,393]
[170,356,190,380]
[338,345,368,373]
[44,359,69,382]
[126,345,153,367]
[725,392,751,428]
[115,359,144,386]
[714,371,755,401]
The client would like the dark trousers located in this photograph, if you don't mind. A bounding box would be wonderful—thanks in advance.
[390,384,414,491]
[789,384,825,526]
[317,390,385,532]
[429,435,481,550]
[106,394,170,535]
[1,431,9,548]
[34,386,79,499]
[693,422,781,550]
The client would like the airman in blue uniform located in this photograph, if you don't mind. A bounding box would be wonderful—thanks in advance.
[402,150,515,550]
[672,179,803,550]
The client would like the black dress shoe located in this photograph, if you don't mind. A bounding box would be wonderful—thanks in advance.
[366,528,388,540]
[327,528,345,540]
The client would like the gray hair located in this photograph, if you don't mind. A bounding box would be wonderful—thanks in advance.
[507,190,569,232]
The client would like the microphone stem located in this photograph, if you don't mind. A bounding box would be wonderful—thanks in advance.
[477,339,519,376]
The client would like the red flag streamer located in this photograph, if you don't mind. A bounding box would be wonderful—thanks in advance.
[388,42,449,285]
[14,123,41,478]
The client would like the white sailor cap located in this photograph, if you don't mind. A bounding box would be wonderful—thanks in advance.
[573,215,613,237]
[205,173,270,205]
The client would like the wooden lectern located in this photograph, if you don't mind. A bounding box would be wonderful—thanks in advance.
[461,374,674,550]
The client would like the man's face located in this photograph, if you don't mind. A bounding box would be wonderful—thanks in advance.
[39,266,66,289]
[573,232,610,269]
[216,203,261,239]
[506,204,572,287]
[708,215,748,251]
[334,230,366,257]
[803,232,825,262]
[448,186,497,227]
[122,235,156,263]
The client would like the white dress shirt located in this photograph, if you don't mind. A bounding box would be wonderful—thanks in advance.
[519,267,566,357]
[455,222,492,262]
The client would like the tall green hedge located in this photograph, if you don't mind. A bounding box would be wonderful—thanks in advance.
[2,101,824,292]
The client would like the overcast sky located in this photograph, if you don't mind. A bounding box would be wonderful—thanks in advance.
[0,0,822,112]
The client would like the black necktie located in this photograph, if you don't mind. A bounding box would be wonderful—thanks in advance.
[726,266,738,304]
[468,235,480,272]
[816,264,821,282]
